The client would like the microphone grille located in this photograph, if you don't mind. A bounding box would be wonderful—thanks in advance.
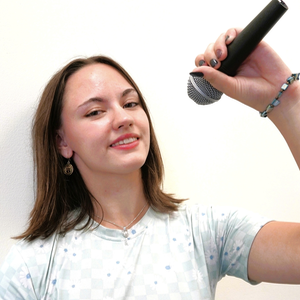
[187,75,223,105]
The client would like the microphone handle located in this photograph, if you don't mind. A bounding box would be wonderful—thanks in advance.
[219,0,288,77]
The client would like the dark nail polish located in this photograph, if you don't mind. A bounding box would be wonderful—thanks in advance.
[199,60,205,66]
[189,72,204,78]
[210,59,218,68]
[216,49,222,59]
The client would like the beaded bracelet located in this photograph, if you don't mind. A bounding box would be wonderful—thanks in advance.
[260,73,300,118]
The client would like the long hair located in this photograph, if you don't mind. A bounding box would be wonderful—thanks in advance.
[16,56,185,241]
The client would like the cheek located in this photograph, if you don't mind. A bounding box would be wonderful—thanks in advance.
[65,120,111,153]
[61,119,91,150]
[141,115,151,149]
[140,110,150,130]
[63,121,82,149]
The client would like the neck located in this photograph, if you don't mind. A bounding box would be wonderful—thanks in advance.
[82,170,148,228]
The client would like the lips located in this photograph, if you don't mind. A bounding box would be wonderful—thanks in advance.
[110,134,139,148]
[111,137,138,147]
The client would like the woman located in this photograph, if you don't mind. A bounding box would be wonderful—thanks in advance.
[0,28,299,299]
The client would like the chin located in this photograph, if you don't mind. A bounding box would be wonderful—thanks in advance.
[117,158,147,175]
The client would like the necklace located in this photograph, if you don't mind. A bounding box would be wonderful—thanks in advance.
[97,203,148,239]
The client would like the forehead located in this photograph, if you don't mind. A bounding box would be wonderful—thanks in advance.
[63,63,133,101]
[68,63,129,88]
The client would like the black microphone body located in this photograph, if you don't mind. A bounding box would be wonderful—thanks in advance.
[188,0,288,105]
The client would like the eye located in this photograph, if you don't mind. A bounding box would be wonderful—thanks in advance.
[124,102,139,109]
[86,110,102,117]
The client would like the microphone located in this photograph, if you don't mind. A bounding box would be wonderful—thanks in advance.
[187,0,288,105]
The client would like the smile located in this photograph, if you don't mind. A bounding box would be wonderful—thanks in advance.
[110,137,138,147]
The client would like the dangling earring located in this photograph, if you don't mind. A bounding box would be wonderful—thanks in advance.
[63,159,74,176]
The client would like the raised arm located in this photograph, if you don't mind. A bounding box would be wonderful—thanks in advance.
[191,28,300,169]
[191,28,300,284]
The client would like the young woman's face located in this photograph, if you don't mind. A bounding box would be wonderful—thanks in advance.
[57,63,150,179]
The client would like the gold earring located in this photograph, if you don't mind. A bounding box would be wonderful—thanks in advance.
[63,159,74,176]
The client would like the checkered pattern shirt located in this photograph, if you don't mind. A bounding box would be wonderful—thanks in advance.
[0,204,269,299]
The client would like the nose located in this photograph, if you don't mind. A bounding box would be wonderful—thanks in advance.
[111,105,134,130]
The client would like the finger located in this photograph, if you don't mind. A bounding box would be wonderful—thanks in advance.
[213,32,229,62]
[201,28,239,69]
[204,43,221,69]
[194,54,209,67]
[191,66,238,99]
[213,28,239,62]
[194,28,241,69]
[224,28,240,45]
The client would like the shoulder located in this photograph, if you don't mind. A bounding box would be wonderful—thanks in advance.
[0,226,87,299]
[174,203,270,236]
[0,237,54,299]
[0,233,59,278]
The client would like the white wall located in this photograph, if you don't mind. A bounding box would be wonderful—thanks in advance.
[1,0,300,299]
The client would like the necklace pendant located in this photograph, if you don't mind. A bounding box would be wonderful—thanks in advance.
[123,227,129,238]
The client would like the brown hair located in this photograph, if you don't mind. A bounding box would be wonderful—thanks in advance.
[16,56,185,241]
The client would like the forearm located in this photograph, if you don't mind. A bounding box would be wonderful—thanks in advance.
[268,80,300,169]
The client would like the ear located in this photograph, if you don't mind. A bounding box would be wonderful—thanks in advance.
[56,129,73,159]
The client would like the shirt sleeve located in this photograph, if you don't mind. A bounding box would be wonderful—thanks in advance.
[0,244,37,300]
[190,205,271,284]
[217,207,270,282]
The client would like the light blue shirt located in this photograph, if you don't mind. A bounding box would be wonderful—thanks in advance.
[0,204,269,299]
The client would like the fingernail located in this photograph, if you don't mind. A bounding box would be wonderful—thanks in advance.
[216,49,222,59]
[225,35,230,42]
[199,60,206,66]
[189,72,204,78]
[210,59,218,68]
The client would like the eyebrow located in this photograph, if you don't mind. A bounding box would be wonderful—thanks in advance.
[77,88,137,110]
[122,88,137,97]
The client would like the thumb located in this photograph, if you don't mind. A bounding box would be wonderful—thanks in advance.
[191,66,239,100]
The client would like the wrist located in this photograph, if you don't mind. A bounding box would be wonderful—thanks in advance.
[260,74,300,118]
[272,79,300,117]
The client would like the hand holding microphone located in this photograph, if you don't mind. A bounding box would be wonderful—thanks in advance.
[187,0,289,106]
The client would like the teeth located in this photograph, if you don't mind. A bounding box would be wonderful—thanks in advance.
[111,137,137,147]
